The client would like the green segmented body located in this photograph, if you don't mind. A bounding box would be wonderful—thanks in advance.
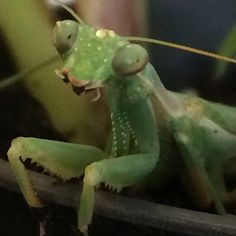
[106,65,159,157]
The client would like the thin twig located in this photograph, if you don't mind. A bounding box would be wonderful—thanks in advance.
[0,159,236,236]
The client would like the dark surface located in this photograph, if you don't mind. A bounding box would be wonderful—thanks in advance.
[1,159,236,236]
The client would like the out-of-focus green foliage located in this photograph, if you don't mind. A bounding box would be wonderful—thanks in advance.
[215,25,236,78]
[0,0,109,146]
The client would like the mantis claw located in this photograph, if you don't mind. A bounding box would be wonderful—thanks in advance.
[79,164,102,233]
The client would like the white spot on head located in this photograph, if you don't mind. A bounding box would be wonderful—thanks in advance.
[66,21,71,26]
[126,44,132,48]
[109,30,116,37]
[96,29,106,38]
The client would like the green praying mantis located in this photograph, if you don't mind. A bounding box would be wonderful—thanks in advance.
[5,4,236,235]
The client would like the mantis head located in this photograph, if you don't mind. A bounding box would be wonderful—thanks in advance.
[52,19,149,96]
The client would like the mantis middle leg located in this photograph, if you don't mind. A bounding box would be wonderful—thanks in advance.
[168,116,236,214]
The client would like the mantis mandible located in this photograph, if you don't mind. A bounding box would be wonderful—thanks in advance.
[6,5,236,235]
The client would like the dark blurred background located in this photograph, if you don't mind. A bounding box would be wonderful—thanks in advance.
[150,0,236,91]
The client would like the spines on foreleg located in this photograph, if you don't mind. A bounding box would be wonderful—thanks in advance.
[78,153,157,233]
[7,136,108,209]
[8,137,43,207]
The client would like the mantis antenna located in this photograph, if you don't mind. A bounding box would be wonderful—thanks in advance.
[2,4,235,91]
[126,36,236,64]
[57,0,236,65]
[0,55,59,90]
[55,1,84,25]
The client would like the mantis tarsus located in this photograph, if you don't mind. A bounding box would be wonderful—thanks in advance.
[6,4,236,235]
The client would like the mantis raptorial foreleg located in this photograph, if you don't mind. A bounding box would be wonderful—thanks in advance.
[79,153,157,232]
[7,137,108,207]
[7,136,158,234]
[7,137,109,236]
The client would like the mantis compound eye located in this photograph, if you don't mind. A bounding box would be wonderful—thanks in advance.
[52,20,79,56]
[112,44,149,76]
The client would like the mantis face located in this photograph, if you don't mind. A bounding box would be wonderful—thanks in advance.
[52,20,149,95]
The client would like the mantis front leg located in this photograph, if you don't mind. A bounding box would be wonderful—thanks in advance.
[7,137,157,235]
[79,152,157,233]
[7,137,108,208]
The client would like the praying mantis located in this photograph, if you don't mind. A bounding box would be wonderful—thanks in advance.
[6,4,236,235]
